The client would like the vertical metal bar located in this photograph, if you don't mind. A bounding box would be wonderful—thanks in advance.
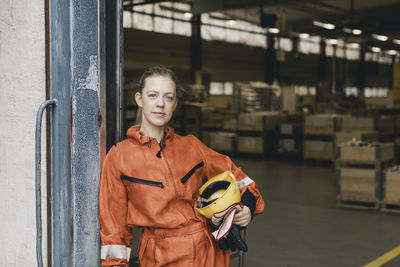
[118,0,124,141]
[50,0,72,265]
[44,0,53,264]
[35,99,57,267]
[70,0,101,265]
[106,0,124,149]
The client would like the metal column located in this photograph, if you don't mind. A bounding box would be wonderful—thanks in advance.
[50,0,72,265]
[48,0,102,265]
[70,0,101,265]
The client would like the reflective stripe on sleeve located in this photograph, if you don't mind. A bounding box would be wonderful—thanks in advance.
[237,176,254,189]
[101,244,131,261]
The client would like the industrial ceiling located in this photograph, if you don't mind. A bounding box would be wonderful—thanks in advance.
[124,0,400,51]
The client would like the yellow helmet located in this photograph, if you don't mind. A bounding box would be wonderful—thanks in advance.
[196,171,241,219]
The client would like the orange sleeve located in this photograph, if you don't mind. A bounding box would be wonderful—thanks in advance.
[99,146,133,266]
[190,135,264,216]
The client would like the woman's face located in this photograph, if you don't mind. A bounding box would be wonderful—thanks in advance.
[135,75,177,128]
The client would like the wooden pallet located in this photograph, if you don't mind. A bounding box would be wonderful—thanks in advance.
[336,199,380,210]
[339,160,393,170]
[380,203,400,214]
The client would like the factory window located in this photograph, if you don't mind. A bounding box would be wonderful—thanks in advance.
[210,81,234,95]
[295,85,316,96]
[201,13,267,48]
[365,52,393,64]
[364,87,388,98]
[298,36,320,55]
[274,37,293,52]
[345,46,360,61]
[123,2,191,36]
[344,87,359,97]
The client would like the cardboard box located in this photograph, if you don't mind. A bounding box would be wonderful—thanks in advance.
[208,132,236,152]
[383,169,400,205]
[338,168,381,203]
[238,111,285,132]
[305,114,341,135]
[335,131,379,147]
[279,123,303,136]
[303,140,334,160]
[342,116,374,131]
[238,113,264,131]
[339,143,394,164]
[223,119,238,131]
[238,136,263,154]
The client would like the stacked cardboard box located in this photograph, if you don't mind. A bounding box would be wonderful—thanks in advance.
[238,136,264,154]
[381,166,400,212]
[337,141,395,209]
[237,111,286,155]
[304,114,342,161]
[336,116,379,148]
[204,132,237,153]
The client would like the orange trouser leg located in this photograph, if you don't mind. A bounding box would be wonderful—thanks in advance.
[139,222,230,267]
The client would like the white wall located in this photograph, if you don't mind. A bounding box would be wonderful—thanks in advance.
[0,0,47,265]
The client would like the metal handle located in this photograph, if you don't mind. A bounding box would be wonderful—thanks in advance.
[35,99,57,267]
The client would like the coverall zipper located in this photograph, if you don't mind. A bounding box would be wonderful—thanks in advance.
[160,150,179,196]
[121,176,164,188]
[180,161,204,184]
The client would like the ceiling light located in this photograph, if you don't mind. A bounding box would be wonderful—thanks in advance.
[347,43,360,49]
[268,28,280,34]
[394,39,400,45]
[227,20,236,26]
[299,33,310,39]
[343,27,352,34]
[184,12,192,18]
[372,34,388,41]
[387,50,397,55]
[313,20,335,30]
[326,39,338,45]
[371,46,381,53]
[343,27,362,35]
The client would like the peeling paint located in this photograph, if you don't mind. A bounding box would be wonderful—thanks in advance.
[77,55,99,92]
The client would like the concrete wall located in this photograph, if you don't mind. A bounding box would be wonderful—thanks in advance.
[0,0,47,265]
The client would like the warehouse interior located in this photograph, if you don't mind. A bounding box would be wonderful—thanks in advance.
[118,0,400,266]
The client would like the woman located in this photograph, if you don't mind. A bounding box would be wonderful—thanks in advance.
[99,67,264,266]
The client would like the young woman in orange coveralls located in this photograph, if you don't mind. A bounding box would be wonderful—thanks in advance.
[99,67,264,267]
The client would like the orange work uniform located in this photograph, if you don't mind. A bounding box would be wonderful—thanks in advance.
[99,126,264,266]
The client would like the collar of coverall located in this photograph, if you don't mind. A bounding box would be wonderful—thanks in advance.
[126,125,175,145]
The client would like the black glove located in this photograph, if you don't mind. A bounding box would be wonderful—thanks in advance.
[217,224,248,252]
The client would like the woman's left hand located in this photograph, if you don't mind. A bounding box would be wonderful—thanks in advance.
[233,205,251,227]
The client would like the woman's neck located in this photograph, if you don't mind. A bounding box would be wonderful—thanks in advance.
[140,123,165,143]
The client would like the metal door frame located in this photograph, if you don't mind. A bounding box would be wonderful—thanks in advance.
[48,0,107,266]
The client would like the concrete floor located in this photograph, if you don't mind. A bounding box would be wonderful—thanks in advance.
[231,158,400,267]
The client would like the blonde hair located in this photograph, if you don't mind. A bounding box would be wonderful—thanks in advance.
[135,66,183,125]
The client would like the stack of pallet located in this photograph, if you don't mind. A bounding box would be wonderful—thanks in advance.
[275,114,304,159]
[304,114,341,161]
[336,141,395,209]
[198,109,237,154]
[381,166,400,213]
[335,117,379,168]
[237,111,286,155]
[202,131,237,154]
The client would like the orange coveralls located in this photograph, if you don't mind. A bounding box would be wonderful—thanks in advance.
[99,126,264,266]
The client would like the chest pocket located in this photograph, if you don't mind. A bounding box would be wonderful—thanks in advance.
[121,175,164,188]
[180,161,204,184]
